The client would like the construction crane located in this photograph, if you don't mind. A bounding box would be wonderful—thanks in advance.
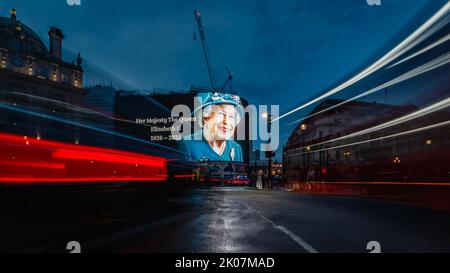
[222,67,234,91]
[194,10,234,92]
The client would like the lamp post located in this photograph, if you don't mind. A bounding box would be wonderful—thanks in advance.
[263,113,273,189]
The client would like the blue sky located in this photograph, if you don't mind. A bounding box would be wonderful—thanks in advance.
[1,0,447,157]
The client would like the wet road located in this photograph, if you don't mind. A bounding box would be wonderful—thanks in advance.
[1,186,450,253]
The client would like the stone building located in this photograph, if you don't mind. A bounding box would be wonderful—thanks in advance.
[0,9,86,105]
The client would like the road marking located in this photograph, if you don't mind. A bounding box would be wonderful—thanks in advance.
[258,213,319,253]
[222,192,320,253]
[255,209,319,253]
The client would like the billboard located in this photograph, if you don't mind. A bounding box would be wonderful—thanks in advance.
[115,91,249,164]
[181,92,246,162]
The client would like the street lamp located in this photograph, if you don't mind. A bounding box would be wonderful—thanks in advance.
[262,112,273,189]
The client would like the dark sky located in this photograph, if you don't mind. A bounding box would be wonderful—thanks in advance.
[1,0,447,156]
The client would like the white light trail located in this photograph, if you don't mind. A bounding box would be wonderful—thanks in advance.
[288,96,450,153]
[388,33,450,68]
[287,52,450,125]
[286,120,450,157]
[275,1,450,122]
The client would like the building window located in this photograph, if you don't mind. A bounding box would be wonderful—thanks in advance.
[344,151,351,160]
[36,65,49,79]
[27,58,34,75]
[0,50,6,69]
[73,71,80,87]
[61,72,70,83]
[52,64,59,81]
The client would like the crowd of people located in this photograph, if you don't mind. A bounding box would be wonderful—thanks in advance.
[250,168,284,190]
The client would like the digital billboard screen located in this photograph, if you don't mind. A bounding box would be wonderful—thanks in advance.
[115,91,249,164]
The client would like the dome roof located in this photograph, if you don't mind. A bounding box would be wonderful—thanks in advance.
[0,15,48,54]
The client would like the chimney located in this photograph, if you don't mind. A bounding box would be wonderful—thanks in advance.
[48,27,64,59]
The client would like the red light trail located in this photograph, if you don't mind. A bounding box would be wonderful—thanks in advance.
[0,132,168,184]
[52,149,166,168]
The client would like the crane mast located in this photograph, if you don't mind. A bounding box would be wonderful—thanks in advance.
[194,10,216,91]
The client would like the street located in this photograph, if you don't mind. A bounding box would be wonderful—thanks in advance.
[1,186,450,253]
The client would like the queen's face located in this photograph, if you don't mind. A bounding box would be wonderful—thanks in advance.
[203,104,240,141]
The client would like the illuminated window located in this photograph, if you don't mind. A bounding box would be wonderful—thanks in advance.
[52,64,59,81]
[0,51,6,68]
[344,151,351,160]
[28,61,33,75]
[73,71,80,87]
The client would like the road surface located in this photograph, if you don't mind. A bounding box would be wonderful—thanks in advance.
[1,186,450,253]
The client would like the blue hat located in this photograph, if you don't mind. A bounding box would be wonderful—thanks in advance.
[193,92,244,117]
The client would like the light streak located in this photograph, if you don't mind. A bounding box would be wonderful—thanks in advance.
[275,1,450,122]
[288,181,450,186]
[52,149,166,168]
[0,132,168,184]
[0,177,166,183]
[286,120,450,157]
[288,52,450,125]
[388,33,450,68]
[3,90,152,128]
[0,102,186,155]
[0,160,65,170]
[289,96,450,153]
[174,174,197,178]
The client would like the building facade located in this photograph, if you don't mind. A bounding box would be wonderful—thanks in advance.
[282,99,450,182]
[0,9,86,105]
[0,8,91,147]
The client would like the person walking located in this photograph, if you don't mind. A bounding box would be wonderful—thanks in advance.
[256,169,264,190]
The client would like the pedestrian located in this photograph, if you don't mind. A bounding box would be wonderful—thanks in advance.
[321,166,328,183]
[307,167,315,183]
[256,169,264,190]
[263,169,269,189]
